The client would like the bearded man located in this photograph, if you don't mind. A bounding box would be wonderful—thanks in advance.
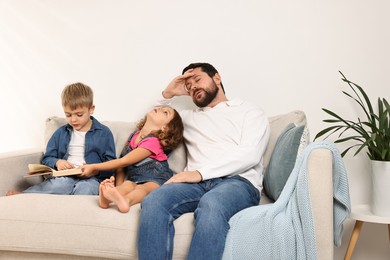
[138,63,270,260]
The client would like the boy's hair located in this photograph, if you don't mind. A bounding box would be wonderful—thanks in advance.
[61,82,94,110]
[182,62,225,94]
[136,109,184,152]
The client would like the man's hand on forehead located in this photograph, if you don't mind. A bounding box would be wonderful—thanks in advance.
[182,69,196,86]
[183,68,195,78]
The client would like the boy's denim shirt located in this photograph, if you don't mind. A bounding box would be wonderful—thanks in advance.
[42,116,116,180]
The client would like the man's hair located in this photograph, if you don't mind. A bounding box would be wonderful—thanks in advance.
[61,82,93,110]
[182,62,225,94]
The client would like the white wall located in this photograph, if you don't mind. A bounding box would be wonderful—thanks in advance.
[0,1,389,259]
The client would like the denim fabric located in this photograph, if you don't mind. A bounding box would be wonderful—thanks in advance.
[23,176,100,195]
[42,116,116,180]
[138,175,260,260]
[125,160,173,186]
[121,133,173,186]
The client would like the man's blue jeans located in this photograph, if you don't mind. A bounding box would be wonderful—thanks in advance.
[138,175,260,260]
[23,176,100,195]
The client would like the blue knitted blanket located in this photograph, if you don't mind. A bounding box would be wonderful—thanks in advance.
[222,141,351,260]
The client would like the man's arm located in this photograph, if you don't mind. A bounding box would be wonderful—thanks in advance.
[162,69,195,98]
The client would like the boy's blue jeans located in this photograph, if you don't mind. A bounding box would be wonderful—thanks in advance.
[138,175,260,260]
[23,176,100,195]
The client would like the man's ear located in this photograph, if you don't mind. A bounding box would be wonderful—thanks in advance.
[213,73,221,86]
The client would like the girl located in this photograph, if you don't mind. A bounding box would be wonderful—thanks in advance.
[81,106,183,213]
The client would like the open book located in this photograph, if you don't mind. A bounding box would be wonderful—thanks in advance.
[24,164,82,178]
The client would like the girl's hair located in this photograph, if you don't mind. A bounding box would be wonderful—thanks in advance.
[61,82,93,110]
[136,108,184,151]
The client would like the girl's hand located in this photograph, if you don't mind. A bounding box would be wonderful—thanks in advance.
[164,170,202,184]
[162,69,195,98]
[80,164,98,177]
[55,159,75,170]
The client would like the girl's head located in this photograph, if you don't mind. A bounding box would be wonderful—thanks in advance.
[137,106,184,151]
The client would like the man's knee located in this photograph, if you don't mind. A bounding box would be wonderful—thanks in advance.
[141,188,159,208]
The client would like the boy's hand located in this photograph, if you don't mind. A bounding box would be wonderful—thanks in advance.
[80,164,98,177]
[162,69,195,98]
[56,159,75,171]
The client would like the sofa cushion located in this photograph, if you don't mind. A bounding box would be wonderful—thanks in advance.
[263,123,305,201]
[0,194,194,259]
[263,111,306,170]
[167,141,187,173]
[259,111,307,205]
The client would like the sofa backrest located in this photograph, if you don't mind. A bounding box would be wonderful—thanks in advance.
[44,110,307,174]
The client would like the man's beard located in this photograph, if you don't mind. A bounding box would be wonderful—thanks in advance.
[192,81,219,107]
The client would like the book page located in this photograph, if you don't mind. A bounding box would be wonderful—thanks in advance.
[25,164,82,178]
[52,168,82,177]
[27,164,53,174]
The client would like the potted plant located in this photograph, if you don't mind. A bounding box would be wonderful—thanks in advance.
[315,71,390,217]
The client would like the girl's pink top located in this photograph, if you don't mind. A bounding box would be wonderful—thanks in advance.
[129,130,168,161]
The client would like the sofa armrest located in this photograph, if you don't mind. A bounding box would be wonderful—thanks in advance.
[0,148,44,196]
[307,148,333,260]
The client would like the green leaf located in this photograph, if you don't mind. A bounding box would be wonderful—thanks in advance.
[316,72,390,161]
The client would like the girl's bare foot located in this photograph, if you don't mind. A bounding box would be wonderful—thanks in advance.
[99,183,110,209]
[101,176,115,187]
[106,176,115,186]
[6,190,21,196]
[103,186,130,213]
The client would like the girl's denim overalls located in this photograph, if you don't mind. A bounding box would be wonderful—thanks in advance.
[121,131,173,186]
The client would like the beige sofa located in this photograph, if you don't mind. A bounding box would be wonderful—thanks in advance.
[0,111,334,259]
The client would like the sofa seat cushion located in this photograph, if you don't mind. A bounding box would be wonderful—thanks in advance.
[0,194,194,259]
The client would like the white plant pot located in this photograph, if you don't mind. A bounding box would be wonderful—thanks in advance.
[371,160,390,217]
